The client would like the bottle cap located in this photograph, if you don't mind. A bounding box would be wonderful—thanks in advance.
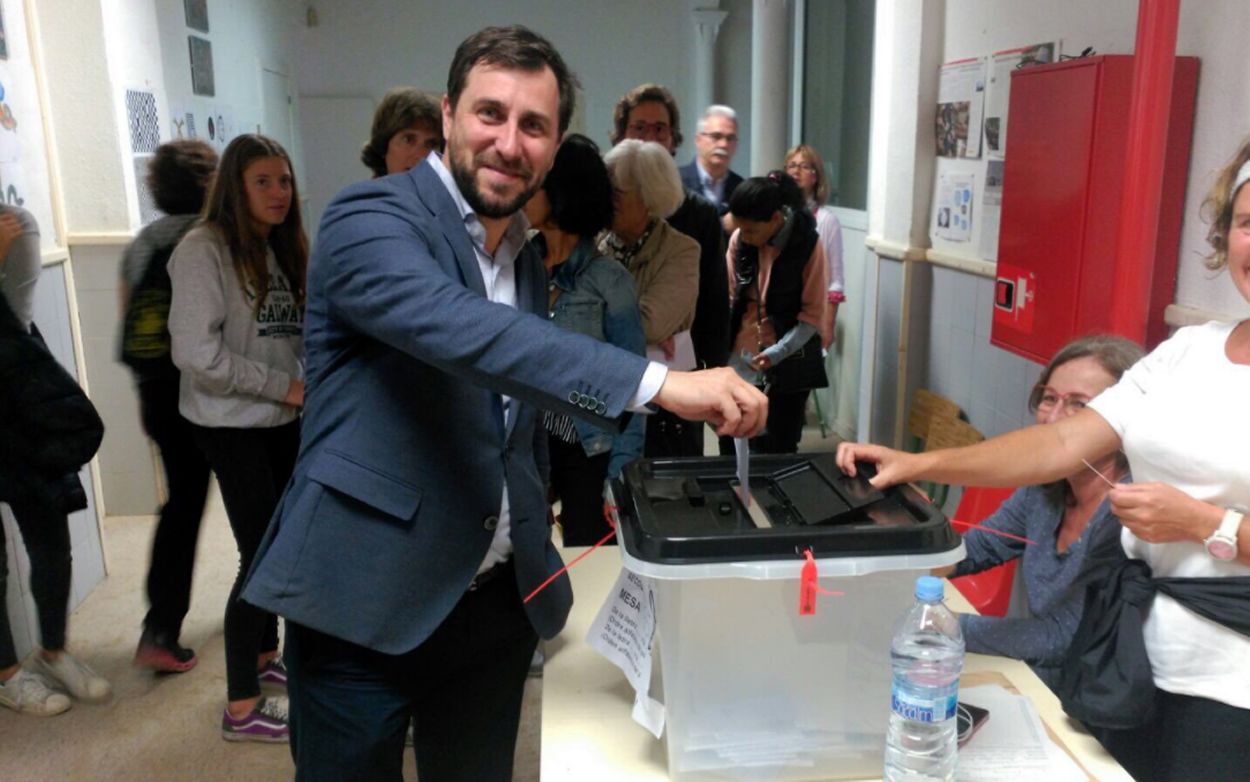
[915,575,944,602]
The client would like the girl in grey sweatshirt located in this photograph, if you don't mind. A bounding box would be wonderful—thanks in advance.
[167,134,307,743]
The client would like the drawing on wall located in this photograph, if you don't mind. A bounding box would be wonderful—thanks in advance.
[0,170,26,206]
[0,4,8,61]
[189,36,214,96]
[169,102,198,140]
[125,89,160,153]
[0,82,16,132]
[184,0,209,33]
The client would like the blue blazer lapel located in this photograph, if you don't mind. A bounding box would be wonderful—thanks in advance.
[412,162,486,299]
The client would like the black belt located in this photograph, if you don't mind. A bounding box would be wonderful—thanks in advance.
[468,559,513,592]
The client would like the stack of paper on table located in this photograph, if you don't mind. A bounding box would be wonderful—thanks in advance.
[957,684,1087,781]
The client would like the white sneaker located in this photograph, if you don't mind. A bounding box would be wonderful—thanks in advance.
[0,669,73,716]
[28,652,112,702]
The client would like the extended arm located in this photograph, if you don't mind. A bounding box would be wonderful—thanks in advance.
[319,194,764,437]
[835,408,1122,490]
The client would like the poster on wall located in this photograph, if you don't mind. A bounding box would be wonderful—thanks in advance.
[184,0,209,33]
[984,43,1057,160]
[189,36,214,96]
[979,160,1005,260]
[934,173,975,242]
[936,57,986,159]
[169,100,196,139]
[205,104,236,148]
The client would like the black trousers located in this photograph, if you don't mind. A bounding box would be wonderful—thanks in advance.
[191,421,299,701]
[1095,689,1250,781]
[548,434,613,547]
[0,497,71,668]
[754,388,810,454]
[644,408,704,458]
[719,388,811,455]
[284,564,538,782]
[137,376,211,640]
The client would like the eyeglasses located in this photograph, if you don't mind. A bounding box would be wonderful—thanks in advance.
[700,131,738,144]
[785,161,818,173]
[627,120,671,138]
[1033,386,1092,415]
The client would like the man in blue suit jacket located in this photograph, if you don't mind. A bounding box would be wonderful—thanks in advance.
[679,104,744,217]
[242,26,766,782]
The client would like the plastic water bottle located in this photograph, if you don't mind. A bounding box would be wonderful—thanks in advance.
[883,575,965,782]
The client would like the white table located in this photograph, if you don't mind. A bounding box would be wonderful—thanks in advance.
[540,545,1132,782]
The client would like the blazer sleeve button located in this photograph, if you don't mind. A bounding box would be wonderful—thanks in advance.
[595,401,607,415]
[568,391,580,404]
[483,515,500,531]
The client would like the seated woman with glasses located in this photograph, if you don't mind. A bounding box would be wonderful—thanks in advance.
[933,334,1144,688]
[784,145,844,347]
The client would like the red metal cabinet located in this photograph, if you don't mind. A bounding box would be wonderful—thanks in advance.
[991,55,1198,363]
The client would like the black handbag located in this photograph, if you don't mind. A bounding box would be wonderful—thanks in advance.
[765,333,828,394]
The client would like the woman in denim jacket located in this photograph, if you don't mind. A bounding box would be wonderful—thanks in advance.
[524,134,646,546]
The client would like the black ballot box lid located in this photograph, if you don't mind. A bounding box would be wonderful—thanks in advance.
[612,453,961,565]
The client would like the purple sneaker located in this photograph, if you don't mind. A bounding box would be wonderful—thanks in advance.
[257,656,287,688]
[222,696,289,743]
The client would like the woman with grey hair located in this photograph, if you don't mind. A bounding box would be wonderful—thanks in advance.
[600,139,701,457]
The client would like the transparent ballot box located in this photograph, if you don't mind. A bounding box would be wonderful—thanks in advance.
[611,453,965,782]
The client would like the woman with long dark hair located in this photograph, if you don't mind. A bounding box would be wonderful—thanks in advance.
[523,134,645,546]
[168,133,307,741]
[726,171,829,453]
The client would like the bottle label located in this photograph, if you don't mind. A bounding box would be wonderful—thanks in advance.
[891,683,958,723]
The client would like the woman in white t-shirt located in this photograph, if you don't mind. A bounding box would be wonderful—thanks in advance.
[834,137,1250,781]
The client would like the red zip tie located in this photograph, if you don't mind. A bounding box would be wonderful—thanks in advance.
[949,519,1037,546]
[522,503,620,604]
[799,549,845,616]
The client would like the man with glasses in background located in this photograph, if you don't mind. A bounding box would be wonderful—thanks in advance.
[611,85,729,390]
[680,104,743,219]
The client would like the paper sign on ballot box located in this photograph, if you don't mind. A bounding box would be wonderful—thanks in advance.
[587,567,666,738]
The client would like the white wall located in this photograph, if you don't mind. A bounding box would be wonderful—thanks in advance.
[293,0,760,226]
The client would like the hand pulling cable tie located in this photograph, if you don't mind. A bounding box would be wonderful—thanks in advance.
[948,519,1037,546]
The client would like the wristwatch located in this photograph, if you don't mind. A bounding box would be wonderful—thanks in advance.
[1204,509,1245,561]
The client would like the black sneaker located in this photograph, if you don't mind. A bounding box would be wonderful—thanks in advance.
[134,629,197,673]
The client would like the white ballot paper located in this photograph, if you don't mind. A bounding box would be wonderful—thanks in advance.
[587,567,665,737]
[956,685,1086,781]
[735,436,750,507]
